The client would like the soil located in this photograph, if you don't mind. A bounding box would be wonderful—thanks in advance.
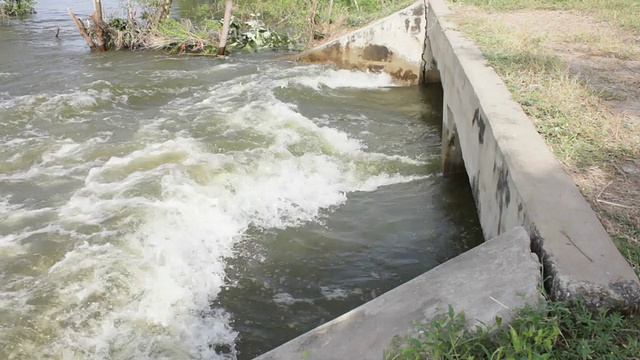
[495,10,640,124]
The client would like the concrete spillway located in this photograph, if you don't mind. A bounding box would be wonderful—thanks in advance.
[255,0,640,358]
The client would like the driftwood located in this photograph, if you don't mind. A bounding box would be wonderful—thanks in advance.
[68,9,96,50]
[217,0,233,56]
[91,13,108,51]
[94,0,103,23]
[68,0,109,51]
[69,0,176,52]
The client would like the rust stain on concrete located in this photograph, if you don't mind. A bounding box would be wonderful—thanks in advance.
[293,1,425,85]
[297,43,421,85]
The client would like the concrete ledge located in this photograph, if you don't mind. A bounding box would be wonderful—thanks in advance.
[294,2,427,85]
[426,0,640,311]
[254,227,541,360]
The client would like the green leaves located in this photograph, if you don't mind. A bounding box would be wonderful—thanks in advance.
[0,0,37,16]
[385,299,640,360]
[233,14,298,51]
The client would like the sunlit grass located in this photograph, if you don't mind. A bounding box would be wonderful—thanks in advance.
[455,0,640,31]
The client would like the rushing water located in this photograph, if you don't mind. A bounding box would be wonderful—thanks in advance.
[0,1,483,359]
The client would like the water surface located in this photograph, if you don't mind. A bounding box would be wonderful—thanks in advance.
[0,1,482,359]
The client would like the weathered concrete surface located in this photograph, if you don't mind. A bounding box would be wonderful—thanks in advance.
[254,227,541,360]
[426,0,640,311]
[295,2,427,85]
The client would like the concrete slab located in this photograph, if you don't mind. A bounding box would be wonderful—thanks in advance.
[425,0,640,311]
[294,2,427,85]
[254,227,541,360]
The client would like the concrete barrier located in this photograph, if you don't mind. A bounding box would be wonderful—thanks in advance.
[426,0,640,310]
[254,227,541,360]
[258,2,640,358]
[295,0,640,311]
[294,2,429,85]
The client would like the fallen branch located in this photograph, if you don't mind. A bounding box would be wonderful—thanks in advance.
[597,199,636,209]
[596,180,614,199]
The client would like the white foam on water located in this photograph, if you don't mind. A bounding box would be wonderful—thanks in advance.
[320,286,349,300]
[38,110,424,358]
[1,206,55,226]
[285,68,398,90]
[41,135,112,164]
[139,63,238,82]
[197,66,398,110]
[273,292,298,306]
[0,88,128,115]
[0,60,428,360]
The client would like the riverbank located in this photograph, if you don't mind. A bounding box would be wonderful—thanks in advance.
[59,0,420,54]
[0,1,489,358]
[388,0,640,357]
[450,0,639,279]
[209,0,418,47]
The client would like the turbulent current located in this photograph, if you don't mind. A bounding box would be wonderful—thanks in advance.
[0,1,483,359]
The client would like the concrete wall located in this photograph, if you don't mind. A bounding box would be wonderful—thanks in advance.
[255,227,541,360]
[426,0,640,311]
[294,2,428,85]
[252,1,640,358]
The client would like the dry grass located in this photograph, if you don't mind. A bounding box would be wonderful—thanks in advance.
[454,0,640,32]
[449,4,640,275]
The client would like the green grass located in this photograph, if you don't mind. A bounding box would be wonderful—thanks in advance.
[205,0,417,43]
[391,4,640,359]
[455,0,640,31]
[386,300,640,360]
[450,12,638,168]
[601,209,640,277]
[0,0,36,16]
[614,235,640,277]
[451,0,640,283]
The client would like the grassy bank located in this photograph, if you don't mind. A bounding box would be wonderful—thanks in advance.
[176,0,418,51]
[450,0,640,276]
[386,299,640,360]
[202,0,417,46]
[386,0,640,358]
[455,0,640,31]
[62,0,416,53]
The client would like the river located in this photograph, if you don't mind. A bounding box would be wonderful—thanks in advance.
[0,1,482,359]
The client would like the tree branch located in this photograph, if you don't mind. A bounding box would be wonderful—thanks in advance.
[68,8,96,51]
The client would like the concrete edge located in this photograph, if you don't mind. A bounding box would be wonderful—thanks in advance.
[293,2,427,85]
[426,0,640,311]
[254,227,542,360]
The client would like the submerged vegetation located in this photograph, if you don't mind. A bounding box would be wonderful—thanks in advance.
[386,300,640,360]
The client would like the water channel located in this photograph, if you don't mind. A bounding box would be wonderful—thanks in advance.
[0,1,483,359]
